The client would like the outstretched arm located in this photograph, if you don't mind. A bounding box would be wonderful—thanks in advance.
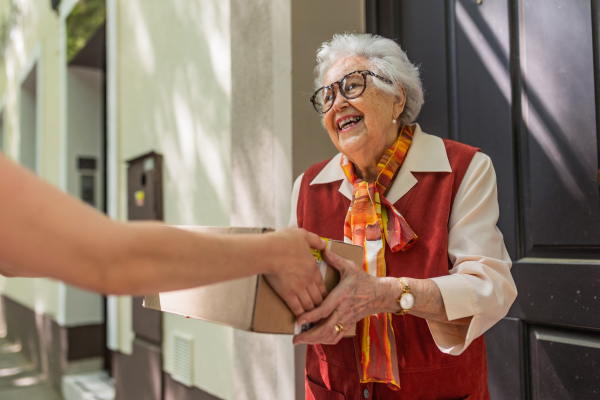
[0,153,327,314]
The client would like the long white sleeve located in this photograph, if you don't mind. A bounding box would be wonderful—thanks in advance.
[428,152,517,355]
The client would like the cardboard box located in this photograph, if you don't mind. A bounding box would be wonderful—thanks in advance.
[143,226,362,336]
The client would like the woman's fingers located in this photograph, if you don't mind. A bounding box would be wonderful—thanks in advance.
[293,309,346,345]
[298,289,341,326]
[322,249,360,275]
[316,311,346,344]
[307,282,324,307]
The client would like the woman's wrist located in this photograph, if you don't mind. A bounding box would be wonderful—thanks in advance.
[403,278,449,319]
[375,277,404,314]
[376,277,429,316]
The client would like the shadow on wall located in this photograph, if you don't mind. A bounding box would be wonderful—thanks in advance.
[121,0,232,226]
[230,0,285,228]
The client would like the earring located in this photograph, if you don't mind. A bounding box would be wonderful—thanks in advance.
[392,119,397,124]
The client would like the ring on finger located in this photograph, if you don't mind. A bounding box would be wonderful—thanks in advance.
[334,322,344,333]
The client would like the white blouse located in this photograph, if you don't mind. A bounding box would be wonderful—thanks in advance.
[289,124,518,356]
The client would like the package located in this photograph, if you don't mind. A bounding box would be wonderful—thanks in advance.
[143,226,362,336]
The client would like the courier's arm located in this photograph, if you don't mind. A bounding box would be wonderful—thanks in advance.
[0,153,326,313]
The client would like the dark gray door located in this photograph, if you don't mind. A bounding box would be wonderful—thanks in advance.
[367,1,600,398]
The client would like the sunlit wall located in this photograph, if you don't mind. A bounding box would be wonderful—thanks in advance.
[0,0,63,322]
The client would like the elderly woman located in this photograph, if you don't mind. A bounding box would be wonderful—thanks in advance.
[290,34,517,400]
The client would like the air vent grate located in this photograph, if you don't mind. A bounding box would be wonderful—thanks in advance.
[172,332,193,387]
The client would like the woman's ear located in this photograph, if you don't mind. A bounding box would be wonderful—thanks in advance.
[393,83,407,118]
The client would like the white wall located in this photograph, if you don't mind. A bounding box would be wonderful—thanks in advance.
[0,0,63,321]
[163,314,235,399]
[229,0,295,398]
[0,110,5,152]
[290,2,365,398]
[1,278,59,319]
[114,0,298,398]
[115,0,234,398]
[0,0,366,398]
[291,0,365,179]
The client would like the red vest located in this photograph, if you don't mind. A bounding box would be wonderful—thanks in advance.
[298,139,489,400]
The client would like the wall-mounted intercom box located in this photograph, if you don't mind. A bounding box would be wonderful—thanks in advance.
[127,151,164,344]
[126,151,163,222]
[77,156,97,207]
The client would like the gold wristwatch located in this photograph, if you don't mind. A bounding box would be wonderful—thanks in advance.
[394,277,414,315]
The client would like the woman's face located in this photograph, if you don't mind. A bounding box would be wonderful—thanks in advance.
[322,56,405,168]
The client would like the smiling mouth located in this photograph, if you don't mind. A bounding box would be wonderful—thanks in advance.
[338,116,363,131]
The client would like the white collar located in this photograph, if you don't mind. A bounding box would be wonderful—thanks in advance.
[310,124,452,204]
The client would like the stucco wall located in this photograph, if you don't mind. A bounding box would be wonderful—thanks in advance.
[115,0,296,398]
[291,0,365,180]
[0,0,63,321]
[115,0,235,397]
[117,0,232,226]
[290,3,365,398]
[229,0,295,398]
[0,0,366,398]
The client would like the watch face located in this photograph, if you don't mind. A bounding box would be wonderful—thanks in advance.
[400,293,415,310]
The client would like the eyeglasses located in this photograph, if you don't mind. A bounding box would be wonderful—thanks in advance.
[310,70,393,114]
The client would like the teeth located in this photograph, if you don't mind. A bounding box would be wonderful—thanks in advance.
[338,116,362,130]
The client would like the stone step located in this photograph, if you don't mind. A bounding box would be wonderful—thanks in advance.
[0,337,63,400]
[62,371,115,400]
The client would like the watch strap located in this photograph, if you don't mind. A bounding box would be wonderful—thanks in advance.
[393,278,411,316]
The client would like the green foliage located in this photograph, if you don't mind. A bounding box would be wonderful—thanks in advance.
[66,0,106,63]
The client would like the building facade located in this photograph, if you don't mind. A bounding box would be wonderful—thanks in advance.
[0,0,364,399]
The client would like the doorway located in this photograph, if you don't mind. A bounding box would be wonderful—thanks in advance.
[63,0,110,375]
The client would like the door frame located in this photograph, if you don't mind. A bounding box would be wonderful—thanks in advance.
[17,42,42,174]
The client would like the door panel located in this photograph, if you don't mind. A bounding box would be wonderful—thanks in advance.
[529,325,600,399]
[455,0,518,259]
[508,261,600,330]
[390,0,519,259]
[366,1,600,399]
[397,0,450,140]
[520,0,600,256]
[486,318,525,400]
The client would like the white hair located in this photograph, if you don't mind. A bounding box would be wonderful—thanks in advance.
[315,33,424,126]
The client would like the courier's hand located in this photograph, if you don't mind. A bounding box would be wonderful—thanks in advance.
[293,249,385,345]
[264,228,328,316]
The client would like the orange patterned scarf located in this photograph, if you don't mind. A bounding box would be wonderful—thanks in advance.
[341,125,417,390]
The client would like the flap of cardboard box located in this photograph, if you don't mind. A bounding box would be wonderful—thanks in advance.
[144,275,258,331]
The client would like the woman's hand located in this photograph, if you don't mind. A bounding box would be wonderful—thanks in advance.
[292,249,395,345]
[263,228,329,316]
[291,246,475,345]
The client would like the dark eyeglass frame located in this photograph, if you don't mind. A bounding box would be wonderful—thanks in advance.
[310,70,393,114]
